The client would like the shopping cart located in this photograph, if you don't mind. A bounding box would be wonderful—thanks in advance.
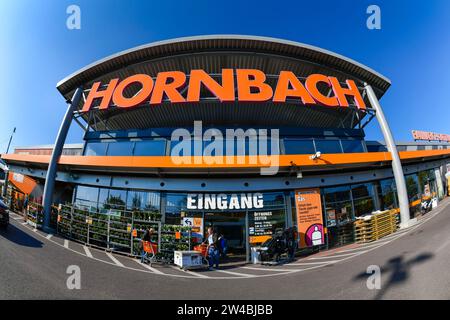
[193,244,209,268]
[142,241,158,267]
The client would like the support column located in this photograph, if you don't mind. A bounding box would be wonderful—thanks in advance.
[42,87,83,232]
[364,83,411,228]
[1,169,8,198]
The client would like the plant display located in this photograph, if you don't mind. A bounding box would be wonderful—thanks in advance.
[159,224,193,262]
[27,202,44,227]
[56,204,194,261]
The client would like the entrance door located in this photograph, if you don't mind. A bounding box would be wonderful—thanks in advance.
[204,211,247,257]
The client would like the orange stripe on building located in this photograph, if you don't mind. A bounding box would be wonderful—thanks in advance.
[1,149,449,169]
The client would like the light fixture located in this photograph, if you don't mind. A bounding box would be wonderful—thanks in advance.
[309,151,322,160]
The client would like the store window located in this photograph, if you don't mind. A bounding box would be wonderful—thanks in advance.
[134,140,166,156]
[75,185,99,211]
[405,173,421,218]
[351,183,375,217]
[97,188,110,213]
[170,139,198,156]
[376,179,398,210]
[341,140,365,153]
[104,188,127,210]
[261,192,285,207]
[314,139,343,154]
[165,193,188,225]
[127,190,161,212]
[283,139,315,155]
[106,141,134,156]
[323,186,353,226]
[418,169,437,199]
[84,142,108,156]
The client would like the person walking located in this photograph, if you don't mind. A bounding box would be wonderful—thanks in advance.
[218,233,228,259]
[140,227,155,263]
[22,194,29,217]
[204,227,220,270]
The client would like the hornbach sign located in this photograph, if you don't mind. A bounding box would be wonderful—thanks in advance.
[412,130,450,143]
[80,69,366,112]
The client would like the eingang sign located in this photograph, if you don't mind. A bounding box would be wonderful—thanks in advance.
[187,193,264,210]
[81,69,367,112]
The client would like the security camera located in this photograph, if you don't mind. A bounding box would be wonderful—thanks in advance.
[310,151,322,160]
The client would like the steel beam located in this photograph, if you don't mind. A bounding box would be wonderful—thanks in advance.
[1,169,8,198]
[41,87,83,232]
[364,83,411,228]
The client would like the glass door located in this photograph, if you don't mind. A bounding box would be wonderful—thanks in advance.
[204,211,247,259]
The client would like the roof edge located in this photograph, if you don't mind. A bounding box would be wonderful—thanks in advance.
[56,34,391,94]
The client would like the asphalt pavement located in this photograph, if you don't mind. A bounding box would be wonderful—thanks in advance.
[1,198,450,299]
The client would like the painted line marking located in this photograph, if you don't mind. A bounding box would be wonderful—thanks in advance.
[337,245,380,253]
[133,259,164,274]
[64,240,69,249]
[106,252,124,267]
[241,266,300,272]
[46,234,53,240]
[211,268,256,278]
[289,260,339,266]
[169,265,210,278]
[309,251,367,260]
[83,246,93,258]
[337,242,389,253]
[21,222,27,226]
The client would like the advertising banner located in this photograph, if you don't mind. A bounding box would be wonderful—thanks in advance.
[295,189,325,248]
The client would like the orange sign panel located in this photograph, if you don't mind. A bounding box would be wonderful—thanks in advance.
[295,189,325,248]
[81,69,366,112]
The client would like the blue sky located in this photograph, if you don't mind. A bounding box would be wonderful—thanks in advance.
[1,0,449,152]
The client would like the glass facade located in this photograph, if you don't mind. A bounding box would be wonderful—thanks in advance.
[376,178,398,210]
[84,142,108,156]
[72,165,443,251]
[405,173,421,217]
[341,140,365,153]
[84,136,366,156]
[134,140,166,156]
[106,141,134,156]
[351,183,375,217]
[84,139,167,156]
[283,139,315,154]
[314,139,343,154]
[323,186,353,226]
[75,186,161,215]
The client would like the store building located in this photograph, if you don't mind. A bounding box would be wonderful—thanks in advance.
[1,35,450,259]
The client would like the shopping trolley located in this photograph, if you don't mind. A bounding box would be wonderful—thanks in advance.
[193,244,210,268]
[142,241,158,266]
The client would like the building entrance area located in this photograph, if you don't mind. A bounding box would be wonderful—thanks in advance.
[204,211,247,259]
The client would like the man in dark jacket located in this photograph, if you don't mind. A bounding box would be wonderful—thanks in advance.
[204,227,220,270]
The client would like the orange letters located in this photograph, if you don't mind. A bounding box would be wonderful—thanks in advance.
[81,69,367,112]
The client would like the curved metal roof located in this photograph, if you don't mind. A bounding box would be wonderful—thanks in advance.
[56,35,391,97]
